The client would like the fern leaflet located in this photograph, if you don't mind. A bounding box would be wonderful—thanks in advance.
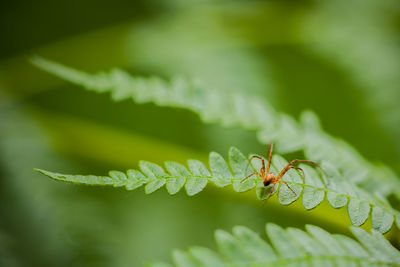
[36,147,400,233]
[147,223,400,267]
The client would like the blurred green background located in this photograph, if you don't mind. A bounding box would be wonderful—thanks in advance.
[1,0,400,266]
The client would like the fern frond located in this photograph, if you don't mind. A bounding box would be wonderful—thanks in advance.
[36,147,400,233]
[147,223,400,267]
[303,0,400,142]
[31,57,400,204]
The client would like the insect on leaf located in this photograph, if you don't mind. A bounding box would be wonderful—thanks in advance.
[35,147,400,233]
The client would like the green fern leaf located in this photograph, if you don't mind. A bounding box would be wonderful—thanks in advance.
[348,199,371,227]
[164,161,188,194]
[215,229,250,264]
[188,247,225,266]
[302,165,325,210]
[35,147,400,233]
[145,262,172,267]
[232,226,277,262]
[31,57,400,204]
[351,227,400,263]
[230,147,256,192]
[267,224,307,265]
[186,160,209,196]
[209,152,233,187]
[149,223,400,267]
[372,206,395,234]
[172,250,199,267]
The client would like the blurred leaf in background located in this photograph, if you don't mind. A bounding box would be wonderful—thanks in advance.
[1,0,400,266]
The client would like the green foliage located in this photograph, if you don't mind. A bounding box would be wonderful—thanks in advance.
[3,1,400,265]
[36,146,399,234]
[31,57,400,207]
[147,223,400,267]
[31,57,400,264]
[302,0,400,142]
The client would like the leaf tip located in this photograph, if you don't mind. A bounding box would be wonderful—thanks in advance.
[34,168,50,175]
[30,56,52,70]
[228,146,240,154]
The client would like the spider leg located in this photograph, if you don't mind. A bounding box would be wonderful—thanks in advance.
[266,141,273,174]
[276,159,327,182]
[241,172,261,183]
[246,155,265,176]
[279,180,296,196]
[290,160,328,179]
[275,161,295,182]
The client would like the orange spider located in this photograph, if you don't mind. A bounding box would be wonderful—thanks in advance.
[241,141,327,201]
